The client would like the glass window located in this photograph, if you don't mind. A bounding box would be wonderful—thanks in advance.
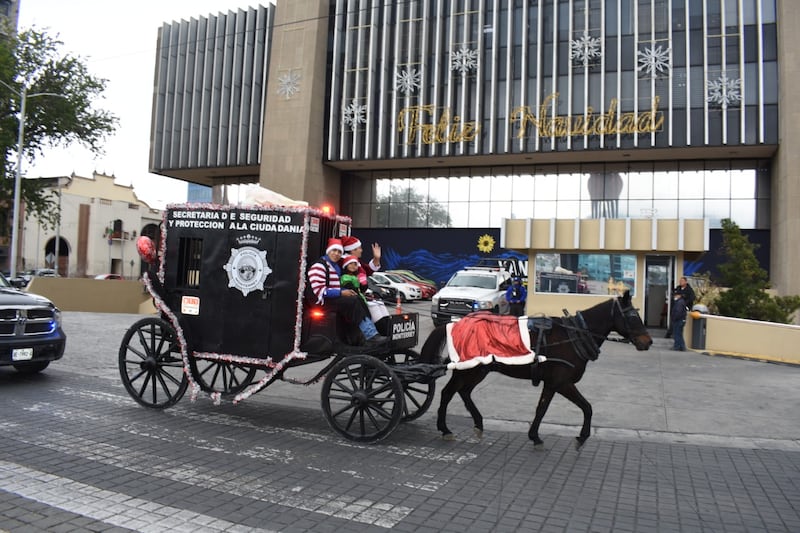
[469,201,491,226]
[628,170,653,200]
[534,253,636,296]
[557,172,581,200]
[449,176,471,201]
[730,199,756,229]
[534,173,558,201]
[679,170,704,199]
[705,169,730,199]
[512,172,535,201]
[429,177,449,203]
[470,175,491,201]
[534,200,557,219]
[490,201,512,226]
[491,174,513,201]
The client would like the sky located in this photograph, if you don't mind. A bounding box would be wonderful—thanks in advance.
[18,0,264,208]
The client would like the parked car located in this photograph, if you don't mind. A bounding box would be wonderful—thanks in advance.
[384,271,437,299]
[369,272,422,302]
[0,272,66,373]
[94,274,123,280]
[386,269,438,290]
[366,277,397,302]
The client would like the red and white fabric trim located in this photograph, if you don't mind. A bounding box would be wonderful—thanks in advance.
[445,312,543,370]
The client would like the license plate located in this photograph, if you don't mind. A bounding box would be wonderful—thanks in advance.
[12,348,33,361]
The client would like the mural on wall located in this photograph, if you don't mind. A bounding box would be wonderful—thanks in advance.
[352,228,527,286]
[352,228,770,289]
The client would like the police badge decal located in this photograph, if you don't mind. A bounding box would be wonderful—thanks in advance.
[223,246,272,296]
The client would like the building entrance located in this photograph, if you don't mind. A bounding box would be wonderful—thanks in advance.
[644,256,674,329]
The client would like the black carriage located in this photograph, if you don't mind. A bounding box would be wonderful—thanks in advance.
[118,204,443,442]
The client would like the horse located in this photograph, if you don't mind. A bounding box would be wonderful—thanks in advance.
[420,290,652,448]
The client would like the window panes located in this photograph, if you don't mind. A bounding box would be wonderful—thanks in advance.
[349,162,767,230]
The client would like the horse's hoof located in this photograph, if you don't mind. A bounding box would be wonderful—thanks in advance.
[442,433,456,441]
[574,437,588,450]
[473,428,483,439]
[533,442,545,451]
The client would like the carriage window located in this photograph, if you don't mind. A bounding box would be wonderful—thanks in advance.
[177,237,203,288]
[534,253,636,296]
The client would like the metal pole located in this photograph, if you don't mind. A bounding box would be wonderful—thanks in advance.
[10,86,27,279]
[54,182,61,276]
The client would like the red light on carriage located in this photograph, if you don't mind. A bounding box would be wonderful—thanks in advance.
[310,309,326,320]
[320,204,334,216]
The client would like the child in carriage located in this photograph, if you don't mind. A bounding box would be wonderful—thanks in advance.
[341,255,389,343]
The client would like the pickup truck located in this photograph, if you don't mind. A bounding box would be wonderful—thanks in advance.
[430,266,512,326]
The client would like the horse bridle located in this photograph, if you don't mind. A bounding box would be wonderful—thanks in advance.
[611,297,646,342]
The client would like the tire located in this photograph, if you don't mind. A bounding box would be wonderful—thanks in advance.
[400,292,408,303]
[118,317,188,409]
[387,349,436,422]
[188,358,257,396]
[321,355,404,442]
[13,361,50,374]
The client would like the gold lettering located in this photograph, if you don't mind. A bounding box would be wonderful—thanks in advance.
[396,105,480,146]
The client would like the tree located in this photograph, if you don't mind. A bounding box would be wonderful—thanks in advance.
[374,186,451,227]
[715,218,800,323]
[0,25,118,231]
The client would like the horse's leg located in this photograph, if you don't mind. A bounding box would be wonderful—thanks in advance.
[557,383,593,448]
[528,384,557,447]
[436,374,461,440]
[457,380,484,438]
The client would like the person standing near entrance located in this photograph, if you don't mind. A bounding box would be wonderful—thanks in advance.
[666,276,695,338]
[670,290,688,351]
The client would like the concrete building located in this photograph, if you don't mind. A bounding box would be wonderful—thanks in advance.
[20,172,162,278]
[148,1,795,321]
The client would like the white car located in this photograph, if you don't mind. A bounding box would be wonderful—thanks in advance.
[369,273,423,302]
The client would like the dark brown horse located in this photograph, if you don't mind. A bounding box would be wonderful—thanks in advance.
[421,290,652,448]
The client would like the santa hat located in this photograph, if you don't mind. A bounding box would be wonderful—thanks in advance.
[341,235,362,252]
[325,238,344,254]
[341,255,359,269]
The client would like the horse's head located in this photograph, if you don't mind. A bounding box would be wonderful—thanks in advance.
[612,290,653,350]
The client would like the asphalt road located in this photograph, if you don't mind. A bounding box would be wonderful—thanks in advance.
[0,301,797,532]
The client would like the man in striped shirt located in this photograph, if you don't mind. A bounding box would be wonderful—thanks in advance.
[308,238,375,346]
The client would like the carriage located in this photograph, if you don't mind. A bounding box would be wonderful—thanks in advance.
[117,203,444,443]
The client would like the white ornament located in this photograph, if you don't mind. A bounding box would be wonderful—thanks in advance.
[395,67,422,94]
[342,99,367,130]
[706,74,742,108]
[636,45,671,77]
[449,46,479,76]
[570,31,602,67]
[276,70,301,100]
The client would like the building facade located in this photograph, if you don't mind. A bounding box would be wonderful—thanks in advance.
[150,1,798,321]
[20,173,162,278]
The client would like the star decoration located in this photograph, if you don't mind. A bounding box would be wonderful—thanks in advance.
[636,45,671,77]
[450,46,479,76]
[395,67,422,94]
[342,99,367,130]
[706,74,742,108]
[570,31,602,67]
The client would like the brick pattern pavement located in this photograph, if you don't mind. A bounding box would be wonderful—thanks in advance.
[0,366,798,532]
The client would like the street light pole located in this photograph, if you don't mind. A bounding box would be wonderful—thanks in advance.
[3,83,67,278]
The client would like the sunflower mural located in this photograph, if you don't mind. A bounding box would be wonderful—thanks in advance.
[477,234,495,254]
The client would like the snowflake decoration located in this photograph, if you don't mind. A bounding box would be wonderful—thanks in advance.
[570,31,602,67]
[636,45,671,77]
[341,99,367,130]
[395,67,422,95]
[276,70,301,100]
[706,74,742,108]
[450,46,479,76]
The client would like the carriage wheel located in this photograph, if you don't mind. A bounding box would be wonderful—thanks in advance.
[118,317,188,409]
[387,349,436,422]
[321,355,404,443]
[188,358,257,396]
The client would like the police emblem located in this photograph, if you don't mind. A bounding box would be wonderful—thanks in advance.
[223,246,272,296]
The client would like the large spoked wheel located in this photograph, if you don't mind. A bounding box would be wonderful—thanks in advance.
[387,349,436,422]
[119,317,188,409]
[188,358,257,396]
[321,355,404,443]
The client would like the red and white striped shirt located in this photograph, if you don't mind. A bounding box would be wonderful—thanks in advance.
[308,257,341,303]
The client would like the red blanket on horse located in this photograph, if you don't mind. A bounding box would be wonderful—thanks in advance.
[445,312,539,369]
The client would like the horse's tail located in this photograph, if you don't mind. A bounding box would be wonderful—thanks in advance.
[420,324,449,364]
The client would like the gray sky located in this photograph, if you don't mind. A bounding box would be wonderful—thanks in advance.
[19,0,264,208]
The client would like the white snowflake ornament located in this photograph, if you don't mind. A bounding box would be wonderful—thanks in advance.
[276,70,301,100]
[450,46,479,76]
[570,31,602,67]
[342,99,367,131]
[637,45,671,77]
[395,67,422,95]
[706,74,742,108]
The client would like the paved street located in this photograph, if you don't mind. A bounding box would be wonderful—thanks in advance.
[0,303,798,532]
